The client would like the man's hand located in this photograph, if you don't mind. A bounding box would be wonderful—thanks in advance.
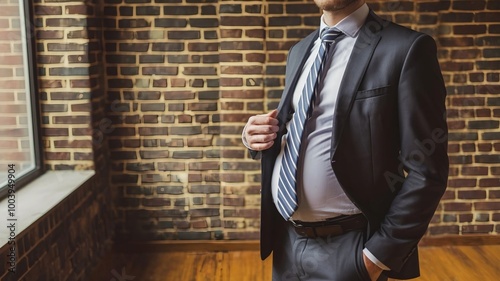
[362,253,383,281]
[243,109,279,151]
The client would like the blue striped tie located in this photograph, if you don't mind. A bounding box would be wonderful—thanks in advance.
[276,28,344,220]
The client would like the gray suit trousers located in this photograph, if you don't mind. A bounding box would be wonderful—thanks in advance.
[272,223,388,281]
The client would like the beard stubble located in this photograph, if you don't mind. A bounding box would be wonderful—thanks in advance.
[314,0,360,12]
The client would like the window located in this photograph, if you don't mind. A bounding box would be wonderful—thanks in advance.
[0,0,42,198]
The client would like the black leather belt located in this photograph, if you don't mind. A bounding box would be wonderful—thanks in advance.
[289,214,367,238]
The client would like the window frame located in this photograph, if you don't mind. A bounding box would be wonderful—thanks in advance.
[0,0,44,199]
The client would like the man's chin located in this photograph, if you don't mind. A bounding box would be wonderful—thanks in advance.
[314,0,360,12]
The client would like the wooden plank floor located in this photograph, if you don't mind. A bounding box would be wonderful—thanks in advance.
[90,245,500,281]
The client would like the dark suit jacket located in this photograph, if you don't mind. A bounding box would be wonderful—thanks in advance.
[256,11,449,279]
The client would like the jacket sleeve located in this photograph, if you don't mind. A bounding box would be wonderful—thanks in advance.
[364,34,449,272]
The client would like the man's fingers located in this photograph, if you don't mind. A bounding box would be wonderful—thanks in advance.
[249,140,275,151]
[246,124,278,135]
[246,130,278,151]
[249,109,279,126]
[243,109,280,151]
[247,132,277,144]
[267,109,278,118]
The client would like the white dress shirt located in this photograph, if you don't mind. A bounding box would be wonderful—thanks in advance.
[270,5,370,222]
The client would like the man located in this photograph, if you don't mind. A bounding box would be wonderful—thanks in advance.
[242,0,449,280]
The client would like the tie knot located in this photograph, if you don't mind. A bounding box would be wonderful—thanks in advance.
[321,28,343,44]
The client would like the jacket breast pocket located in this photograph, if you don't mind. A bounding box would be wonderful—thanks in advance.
[355,85,392,100]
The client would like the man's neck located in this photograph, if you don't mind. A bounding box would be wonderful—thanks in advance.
[322,0,365,26]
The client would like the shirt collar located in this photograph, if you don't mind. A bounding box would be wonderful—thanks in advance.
[319,3,369,38]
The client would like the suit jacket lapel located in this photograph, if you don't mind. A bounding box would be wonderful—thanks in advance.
[331,11,383,158]
[276,30,319,128]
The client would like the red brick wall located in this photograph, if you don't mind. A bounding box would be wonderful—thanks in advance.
[0,176,114,281]
[36,0,98,170]
[102,0,500,240]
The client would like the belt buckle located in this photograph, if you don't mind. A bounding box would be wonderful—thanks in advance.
[289,219,310,237]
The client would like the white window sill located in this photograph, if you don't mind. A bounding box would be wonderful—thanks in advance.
[0,170,95,247]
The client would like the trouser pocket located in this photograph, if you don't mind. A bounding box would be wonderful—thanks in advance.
[273,224,372,281]
[334,230,371,281]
